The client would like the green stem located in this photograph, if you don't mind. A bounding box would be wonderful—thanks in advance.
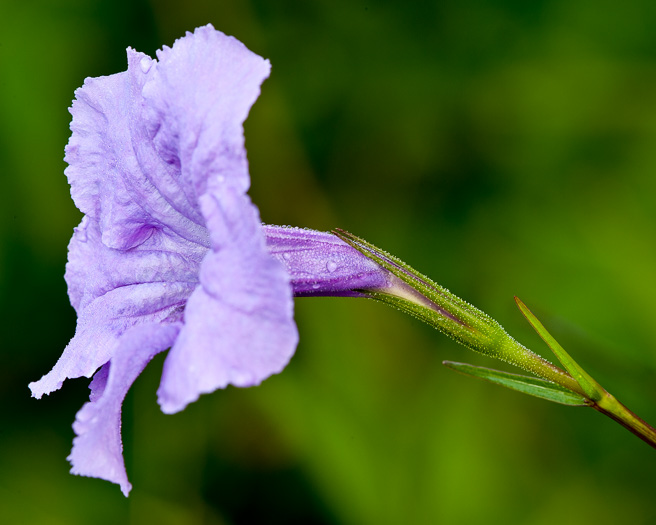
[501,339,585,397]
[592,393,656,449]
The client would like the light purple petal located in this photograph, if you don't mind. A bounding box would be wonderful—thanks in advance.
[65,216,205,313]
[264,226,391,296]
[157,189,298,414]
[65,48,208,250]
[29,218,198,398]
[143,25,271,200]
[68,322,180,497]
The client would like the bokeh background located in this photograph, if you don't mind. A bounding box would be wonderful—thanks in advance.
[2,0,656,523]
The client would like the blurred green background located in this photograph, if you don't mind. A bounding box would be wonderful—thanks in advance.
[2,0,656,523]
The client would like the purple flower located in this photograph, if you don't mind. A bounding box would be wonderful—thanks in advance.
[30,25,389,495]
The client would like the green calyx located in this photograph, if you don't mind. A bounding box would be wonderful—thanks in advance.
[332,229,656,448]
[333,229,575,385]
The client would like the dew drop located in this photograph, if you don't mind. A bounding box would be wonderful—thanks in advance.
[282,253,291,260]
[75,227,87,242]
[312,283,320,290]
[140,57,152,74]
[326,261,337,273]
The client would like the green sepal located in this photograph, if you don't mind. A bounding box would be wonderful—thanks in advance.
[514,297,605,402]
[333,229,531,365]
[443,361,590,406]
[332,229,492,335]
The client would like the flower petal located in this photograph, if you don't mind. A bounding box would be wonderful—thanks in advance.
[65,47,208,250]
[64,24,269,253]
[65,216,205,313]
[29,218,198,398]
[143,25,271,200]
[157,189,298,414]
[68,322,180,497]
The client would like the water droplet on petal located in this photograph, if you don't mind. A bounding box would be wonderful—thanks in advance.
[140,57,152,73]
[326,261,337,273]
[312,283,320,290]
[74,221,88,242]
[282,253,291,260]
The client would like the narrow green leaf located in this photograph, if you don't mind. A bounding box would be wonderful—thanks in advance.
[514,297,605,401]
[443,361,589,406]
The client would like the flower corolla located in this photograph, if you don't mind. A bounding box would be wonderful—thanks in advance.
[30,25,388,495]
